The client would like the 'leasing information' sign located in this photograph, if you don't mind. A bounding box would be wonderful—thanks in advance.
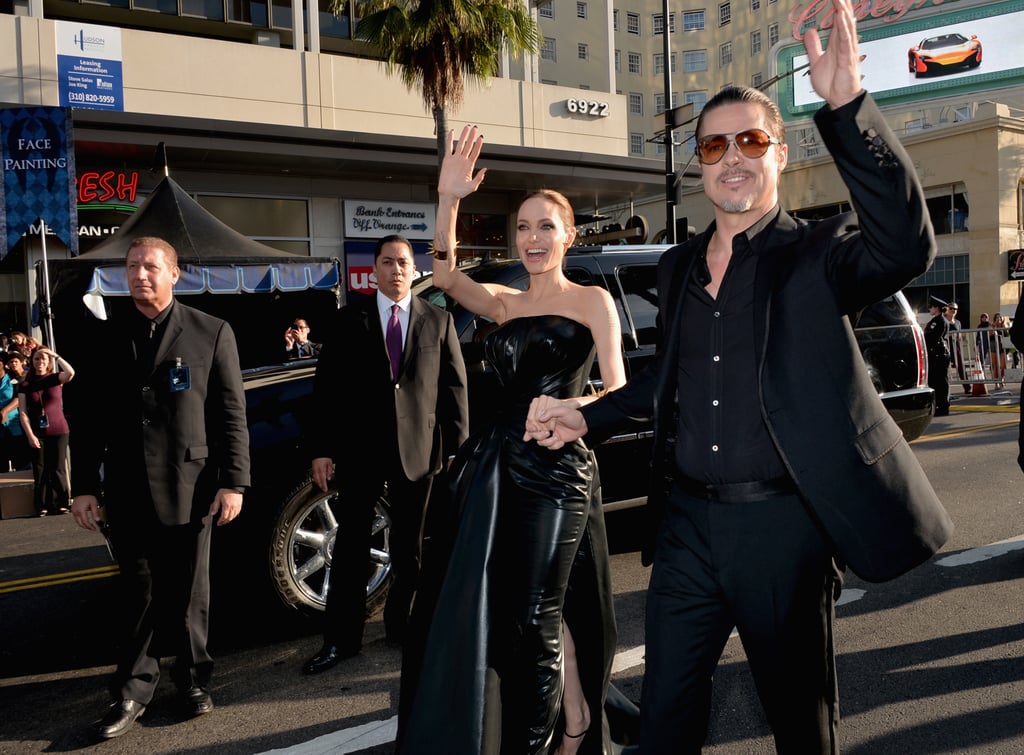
[55,21,124,112]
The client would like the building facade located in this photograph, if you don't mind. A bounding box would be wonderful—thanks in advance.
[1,0,1023,334]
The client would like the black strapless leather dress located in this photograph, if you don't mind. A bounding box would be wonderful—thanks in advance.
[398,315,619,754]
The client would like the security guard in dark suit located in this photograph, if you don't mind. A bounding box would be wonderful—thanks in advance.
[71,236,250,740]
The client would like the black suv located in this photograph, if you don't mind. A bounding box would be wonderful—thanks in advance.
[261,244,934,617]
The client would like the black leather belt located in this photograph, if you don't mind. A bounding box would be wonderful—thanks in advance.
[674,474,797,503]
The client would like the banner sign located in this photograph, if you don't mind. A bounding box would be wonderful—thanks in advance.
[343,200,434,240]
[343,239,432,294]
[1008,249,1024,280]
[0,106,79,257]
[55,21,124,112]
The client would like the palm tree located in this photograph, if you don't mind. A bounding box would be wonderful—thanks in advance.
[348,0,541,162]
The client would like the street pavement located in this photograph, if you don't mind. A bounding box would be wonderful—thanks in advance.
[0,384,1021,754]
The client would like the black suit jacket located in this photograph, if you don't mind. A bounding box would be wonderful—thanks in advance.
[1010,291,1024,473]
[288,340,322,359]
[584,93,952,583]
[71,300,251,526]
[309,294,469,482]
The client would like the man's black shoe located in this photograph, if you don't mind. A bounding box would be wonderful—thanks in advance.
[302,643,359,674]
[181,685,214,717]
[96,699,145,739]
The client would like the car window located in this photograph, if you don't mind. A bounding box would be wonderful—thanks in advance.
[617,264,659,349]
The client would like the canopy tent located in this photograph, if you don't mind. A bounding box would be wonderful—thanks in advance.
[40,176,342,369]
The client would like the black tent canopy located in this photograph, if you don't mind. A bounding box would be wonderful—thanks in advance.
[40,176,342,369]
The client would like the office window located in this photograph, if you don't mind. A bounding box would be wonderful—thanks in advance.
[719,2,731,26]
[198,195,310,254]
[318,0,350,38]
[653,53,677,75]
[654,93,665,113]
[653,12,676,34]
[629,92,643,115]
[630,133,645,156]
[538,1,553,19]
[751,0,760,8]
[750,29,762,55]
[954,106,972,122]
[615,50,621,72]
[613,9,619,31]
[181,0,224,20]
[228,0,266,23]
[719,42,732,67]
[684,91,708,113]
[923,183,969,234]
[751,71,763,87]
[627,12,640,35]
[577,1,587,19]
[683,10,705,31]
[768,22,779,47]
[578,43,589,60]
[628,52,642,74]
[134,0,179,13]
[541,37,557,62]
[684,49,708,72]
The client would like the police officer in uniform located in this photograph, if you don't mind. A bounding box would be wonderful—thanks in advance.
[925,296,951,416]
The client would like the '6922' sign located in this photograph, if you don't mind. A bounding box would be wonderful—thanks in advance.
[565,98,610,117]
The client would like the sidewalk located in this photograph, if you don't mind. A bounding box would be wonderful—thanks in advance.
[947,379,1020,412]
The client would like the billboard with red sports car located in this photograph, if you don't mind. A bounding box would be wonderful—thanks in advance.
[774,0,1022,119]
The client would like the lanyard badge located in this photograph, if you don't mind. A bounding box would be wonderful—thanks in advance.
[169,357,191,393]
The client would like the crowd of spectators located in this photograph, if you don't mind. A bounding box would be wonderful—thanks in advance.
[0,329,75,516]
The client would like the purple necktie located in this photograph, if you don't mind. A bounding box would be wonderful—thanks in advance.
[386,303,402,379]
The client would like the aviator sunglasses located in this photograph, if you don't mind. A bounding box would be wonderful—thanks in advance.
[695,128,783,165]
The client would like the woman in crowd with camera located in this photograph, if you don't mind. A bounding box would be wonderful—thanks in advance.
[18,347,75,516]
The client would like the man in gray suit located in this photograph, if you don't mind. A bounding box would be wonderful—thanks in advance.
[526,1,952,750]
[71,236,250,739]
[302,233,469,673]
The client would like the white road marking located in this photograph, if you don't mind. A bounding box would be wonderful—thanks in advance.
[261,535,1022,754]
[258,715,398,754]
[837,588,866,607]
[934,534,1024,566]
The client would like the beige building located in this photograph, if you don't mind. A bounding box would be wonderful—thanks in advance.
[1,0,1023,329]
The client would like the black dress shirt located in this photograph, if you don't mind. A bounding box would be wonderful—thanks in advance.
[131,301,173,377]
[674,214,788,485]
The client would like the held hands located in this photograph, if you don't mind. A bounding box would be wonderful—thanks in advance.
[523,395,588,450]
[803,0,863,110]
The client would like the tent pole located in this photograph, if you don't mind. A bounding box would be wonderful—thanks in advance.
[38,220,56,351]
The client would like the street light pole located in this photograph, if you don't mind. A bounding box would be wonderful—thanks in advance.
[662,0,676,244]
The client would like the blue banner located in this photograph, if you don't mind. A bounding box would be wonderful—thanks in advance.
[0,106,79,257]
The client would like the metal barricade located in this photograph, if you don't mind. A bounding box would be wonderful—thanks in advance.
[947,326,1017,390]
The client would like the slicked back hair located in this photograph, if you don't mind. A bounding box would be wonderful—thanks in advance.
[695,86,786,143]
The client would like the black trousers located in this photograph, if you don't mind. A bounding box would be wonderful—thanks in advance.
[639,487,842,754]
[929,354,950,414]
[325,471,434,648]
[109,509,214,704]
[31,432,70,514]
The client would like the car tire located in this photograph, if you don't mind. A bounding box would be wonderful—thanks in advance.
[268,476,392,616]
